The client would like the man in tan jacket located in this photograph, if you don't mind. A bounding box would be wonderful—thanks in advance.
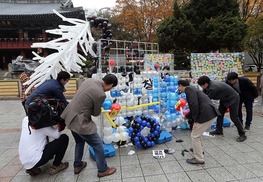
[61,74,118,177]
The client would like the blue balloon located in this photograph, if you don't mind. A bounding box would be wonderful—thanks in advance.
[134,136,139,142]
[136,141,141,148]
[144,137,148,142]
[140,125,144,131]
[156,126,160,131]
[102,99,112,110]
[147,141,152,147]
[142,120,147,126]
[129,127,134,133]
[136,117,142,124]
[154,130,159,135]
[146,122,151,128]
[151,141,155,146]
[153,105,160,113]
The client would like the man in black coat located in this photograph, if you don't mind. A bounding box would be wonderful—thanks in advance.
[178,80,220,165]
[226,72,258,130]
[197,76,247,142]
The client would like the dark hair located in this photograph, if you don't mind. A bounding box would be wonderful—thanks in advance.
[197,76,211,86]
[227,72,238,81]
[178,80,190,86]
[57,71,70,81]
[102,74,118,87]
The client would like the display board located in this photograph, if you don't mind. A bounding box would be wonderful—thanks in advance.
[144,54,174,71]
[190,52,244,82]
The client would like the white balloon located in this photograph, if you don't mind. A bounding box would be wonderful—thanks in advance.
[112,133,120,142]
[120,132,129,141]
[116,126,127,133]
[165,127,172,132]
[103,136,112,144]
[115,116,125,126]
[103,127,113,136]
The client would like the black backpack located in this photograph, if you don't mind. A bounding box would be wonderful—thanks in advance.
[27,95,66,133]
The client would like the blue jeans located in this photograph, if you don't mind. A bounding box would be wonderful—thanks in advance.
[71,131,108,173]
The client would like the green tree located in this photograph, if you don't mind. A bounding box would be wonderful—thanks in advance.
[157,2,194,69]
[243,17,263,71]
[157,0,247,60]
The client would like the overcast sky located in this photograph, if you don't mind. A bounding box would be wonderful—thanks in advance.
[71,0,116,10]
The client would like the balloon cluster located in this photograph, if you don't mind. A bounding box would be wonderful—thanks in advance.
[128,115,161,149]
[87,16,112,49]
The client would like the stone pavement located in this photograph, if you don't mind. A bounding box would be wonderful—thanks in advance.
[0,98,263,182]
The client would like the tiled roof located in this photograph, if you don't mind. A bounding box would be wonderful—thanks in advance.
[0,2,80,15]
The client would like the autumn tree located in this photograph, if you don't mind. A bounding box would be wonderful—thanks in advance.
[243,17,263,71]
[111,0,174,42]
[238,0,263,22]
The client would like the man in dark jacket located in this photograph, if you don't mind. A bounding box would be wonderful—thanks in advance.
[25,71,70,106]
[178,80,220,165]
[197,76,247,142]
[226,72,258,130]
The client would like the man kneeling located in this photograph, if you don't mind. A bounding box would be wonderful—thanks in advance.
[19,116,69,176]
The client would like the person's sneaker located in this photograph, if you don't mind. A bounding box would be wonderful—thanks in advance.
[236,135,247,142]
[74,161,87,174]
[26,167,41,176]
[244,126,250,131]
[209,130,223,136]
[49,162,69,175]
[97,167,116,177]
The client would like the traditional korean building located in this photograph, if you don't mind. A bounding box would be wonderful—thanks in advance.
[0,0,85,70]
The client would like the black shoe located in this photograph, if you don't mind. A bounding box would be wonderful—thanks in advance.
[244,126,250,131]
[236,135,247,142]
[74,161,87,174]
[209,130,223,136]
[186,158,205,165]
[26,167,41,176]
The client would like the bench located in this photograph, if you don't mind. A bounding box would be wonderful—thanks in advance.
[64,79,77,97]
[0,79,78,99]
[0,80,20,97]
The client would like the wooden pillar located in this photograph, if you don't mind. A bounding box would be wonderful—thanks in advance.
[20,51,26,58]
[19,29,24,41]
[42,30,47,42]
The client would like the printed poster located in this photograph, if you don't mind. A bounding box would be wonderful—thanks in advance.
[190,53,244,82]
[144,54,174,71]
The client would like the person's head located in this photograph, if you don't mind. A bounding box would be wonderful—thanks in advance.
[102,74,118,91]
[226,72,238,85]
[57,71,70,86]
[178,80,190,93]
[197,76,211,89]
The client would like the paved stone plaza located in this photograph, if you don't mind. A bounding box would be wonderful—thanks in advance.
[0,99,263,182]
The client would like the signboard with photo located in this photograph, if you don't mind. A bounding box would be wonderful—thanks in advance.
[144,54,174,71]
[190,52,244,82]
